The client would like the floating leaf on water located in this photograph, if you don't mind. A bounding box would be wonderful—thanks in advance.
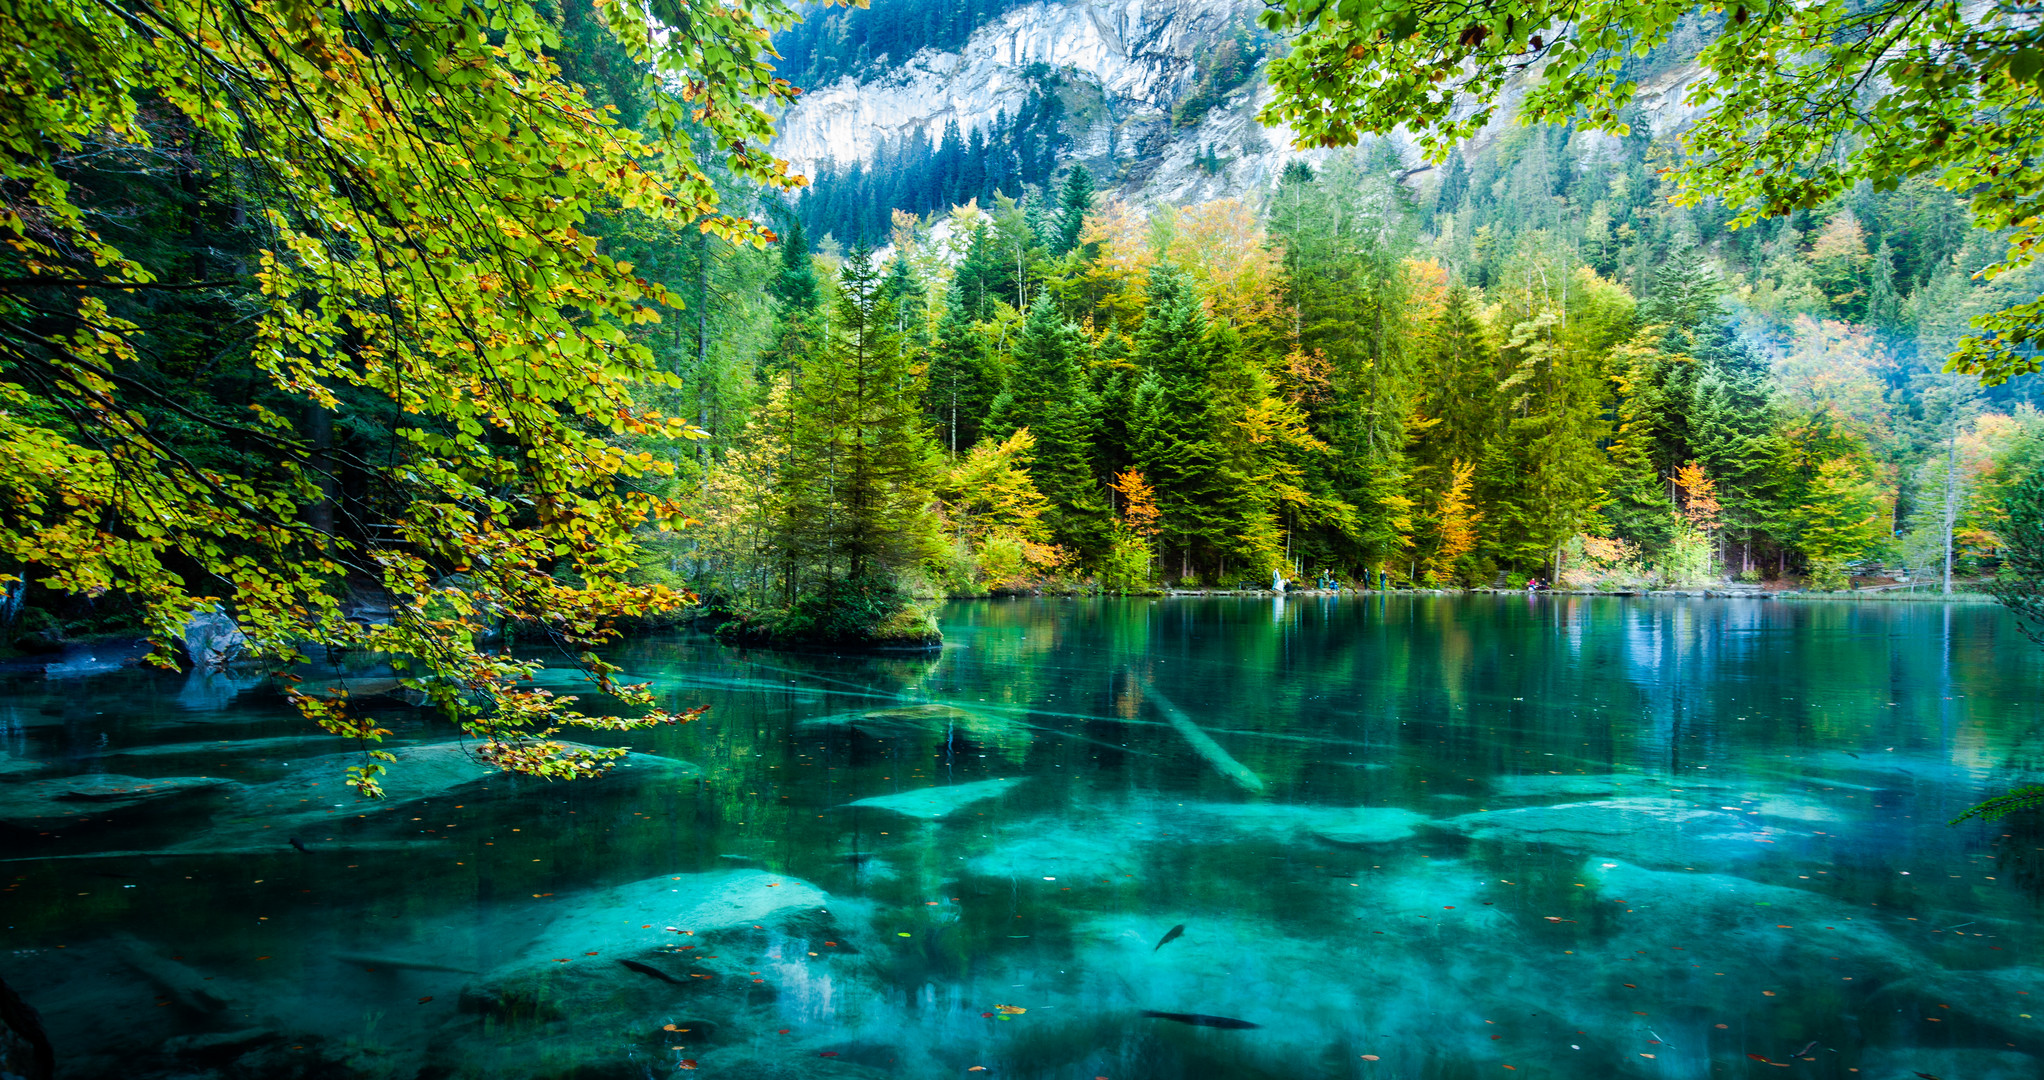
[1360,1055,1380,1061]
[996,1004,1026,1014]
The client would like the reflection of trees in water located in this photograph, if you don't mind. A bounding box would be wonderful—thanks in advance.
[1992,811,2044,906]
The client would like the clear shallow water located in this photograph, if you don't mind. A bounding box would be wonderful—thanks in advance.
[4,595,2043,1080]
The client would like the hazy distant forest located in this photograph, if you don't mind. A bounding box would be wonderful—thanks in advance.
[8,0,2042,654]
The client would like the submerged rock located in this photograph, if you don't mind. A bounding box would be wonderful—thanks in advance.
[101,734,376,760]
[181,741,698,846]
[1488,773,1664,798]
[0,774,237,831]
[966,824,1144,879]
[1855,1047,2040,1079]
[447,870,853,1079]
[174,667,266,711]
[1867,965,2044,1054]
[800,703,1034,759]
[1189,803,1429,846]
[841,777,1025,820]
[1437,797,1780,862]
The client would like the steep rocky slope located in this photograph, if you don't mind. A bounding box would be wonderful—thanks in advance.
[770,0,1714,211]
[771,0,1320,206]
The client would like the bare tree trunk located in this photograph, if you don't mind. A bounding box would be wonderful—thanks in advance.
[307,399,335,535]
[1942,425,1961,595]
[697,229,712,469]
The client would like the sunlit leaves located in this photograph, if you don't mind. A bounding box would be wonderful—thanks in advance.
[0,0,821,788]
[1259,0,2044,385]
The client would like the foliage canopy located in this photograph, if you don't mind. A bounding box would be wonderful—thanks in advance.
[0,0,810,791]
[1258,0,2044,385]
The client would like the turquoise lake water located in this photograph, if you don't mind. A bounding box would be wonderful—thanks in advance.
[2,595,2042,1079]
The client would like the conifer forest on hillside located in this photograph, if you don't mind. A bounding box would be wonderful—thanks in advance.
[4,0,2044,659]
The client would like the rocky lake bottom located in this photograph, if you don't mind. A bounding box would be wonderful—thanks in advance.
[2,595,2041,1080]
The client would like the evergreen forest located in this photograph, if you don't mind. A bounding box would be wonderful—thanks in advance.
[7,0,2044,662]
[676,123,2044,641]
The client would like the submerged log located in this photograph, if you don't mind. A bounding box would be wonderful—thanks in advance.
[1145,685,1266,793]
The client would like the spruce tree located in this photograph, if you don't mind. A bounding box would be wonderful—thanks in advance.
[1128,265,1231,579]
[952,223,1003,321]
[770,216,820,312]
[1054,164,1096,256]
[987,297,1109,555]
[924,286,1002,454]
[782,247,941,587]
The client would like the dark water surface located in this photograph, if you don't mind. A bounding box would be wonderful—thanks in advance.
[4,596,2043,1080]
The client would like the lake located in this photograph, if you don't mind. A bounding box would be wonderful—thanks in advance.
[3,595,2041,1080]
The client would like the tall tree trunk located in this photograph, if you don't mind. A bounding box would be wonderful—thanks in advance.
[1942,425,1961,595]
[307,399,335,535]
[696,229,712,469]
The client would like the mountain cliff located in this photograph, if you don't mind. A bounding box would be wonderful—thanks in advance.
[769,0,1714,234]
[771,0,1317,218]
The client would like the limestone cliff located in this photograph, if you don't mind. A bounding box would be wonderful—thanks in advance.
[769,0,1709,210]
[771,0,1322,207]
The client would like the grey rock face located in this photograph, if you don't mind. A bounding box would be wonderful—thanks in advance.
[180,610,246,671]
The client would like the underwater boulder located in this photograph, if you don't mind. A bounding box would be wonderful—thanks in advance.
[798,703,1033,760]
[840,777,1025,820]
[1437,797,1783,864]
[1487,773,1672,798]
[965,823,1143,880]
[0,773,237,831]
[1854,1047,2040,1079]
[1866,965,2044,1055]
[444,870,863,1079]
[1187,802,1430,846]
[182,741,699,847]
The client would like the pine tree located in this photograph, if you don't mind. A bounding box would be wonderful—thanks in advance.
[924,285,1002,454]
[1484,245,1630,577]
[1868,241,1903,330]
[782,248,941,588]
[1054,164,1095,257]
[952,222,1003,321]
[987,296,1109,555]
[1433,149,1469,218]
[770,216,820,312]
[1128,265,1232,578]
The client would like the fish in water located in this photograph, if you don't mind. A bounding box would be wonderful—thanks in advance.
[619,959,684,985]
[1141,1011,1260,1029]
[289,838,310,853]
[1153,924,1185,951]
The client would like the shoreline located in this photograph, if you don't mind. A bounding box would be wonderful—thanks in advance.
[976,587,2001,603]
